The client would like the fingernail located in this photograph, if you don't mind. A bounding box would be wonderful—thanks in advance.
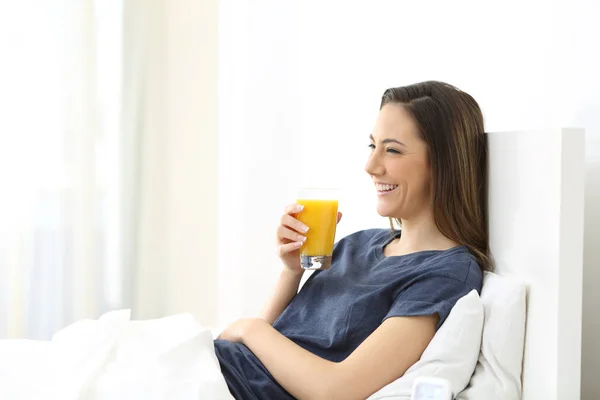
[298,235,306,242]
[303,226,309,233]
[296,204,304,211]
[294,241,303,247]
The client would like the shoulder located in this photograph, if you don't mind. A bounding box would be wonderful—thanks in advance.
[422,248,483,292]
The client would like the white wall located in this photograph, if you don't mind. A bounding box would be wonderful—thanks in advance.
[218,0,600,397]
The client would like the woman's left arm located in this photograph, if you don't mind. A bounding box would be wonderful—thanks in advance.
[218,314,437,400]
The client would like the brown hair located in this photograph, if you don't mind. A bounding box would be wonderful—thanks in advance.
[381,81,492,272]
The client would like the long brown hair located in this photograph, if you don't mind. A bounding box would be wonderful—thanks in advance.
[381,81,492,272]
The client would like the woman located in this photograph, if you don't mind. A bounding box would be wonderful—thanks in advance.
[214,81,491,399]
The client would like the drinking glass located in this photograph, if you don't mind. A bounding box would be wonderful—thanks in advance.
[296,188,340,270]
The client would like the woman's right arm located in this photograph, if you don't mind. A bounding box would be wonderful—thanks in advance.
[258,268,304,325]
[258,203,342,325]
[258,203,308,325]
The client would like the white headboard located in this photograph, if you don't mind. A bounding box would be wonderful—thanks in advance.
[487,128,585,400]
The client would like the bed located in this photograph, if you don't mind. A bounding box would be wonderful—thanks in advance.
[486,128,585,400]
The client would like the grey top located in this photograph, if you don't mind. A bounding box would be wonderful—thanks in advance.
[214,228,483,399]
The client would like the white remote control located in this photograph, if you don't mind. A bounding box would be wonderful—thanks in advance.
[411,377,453,400]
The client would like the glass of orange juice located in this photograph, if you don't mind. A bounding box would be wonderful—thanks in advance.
[296,188,340,270]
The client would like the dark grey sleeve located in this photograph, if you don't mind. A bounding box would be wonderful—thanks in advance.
[383,276,474,329]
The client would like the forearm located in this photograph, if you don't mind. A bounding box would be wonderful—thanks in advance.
[258,269,304,325]
[243,320,339,399]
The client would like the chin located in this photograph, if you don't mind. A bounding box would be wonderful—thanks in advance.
[376,206,396,218]
[376,202,404,219]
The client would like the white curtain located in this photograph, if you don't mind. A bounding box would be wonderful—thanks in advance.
[0,0,124,339]
[120,0,170,319]
[121,0,219,325]
[0,0,219,339]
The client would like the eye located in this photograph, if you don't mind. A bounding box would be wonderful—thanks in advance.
[368,143,375,150]
[387,148,401,154]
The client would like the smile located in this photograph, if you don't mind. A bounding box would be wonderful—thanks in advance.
[375,183,398,196]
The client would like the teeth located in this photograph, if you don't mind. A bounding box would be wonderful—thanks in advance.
[376,183,398,191]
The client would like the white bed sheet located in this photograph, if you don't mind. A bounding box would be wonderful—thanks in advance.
[0,311,233,400]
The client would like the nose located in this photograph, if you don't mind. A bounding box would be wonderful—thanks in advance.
[365,150,385,177]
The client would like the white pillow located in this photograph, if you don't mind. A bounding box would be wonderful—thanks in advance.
[456,272,527,400]
[367,289,484,400]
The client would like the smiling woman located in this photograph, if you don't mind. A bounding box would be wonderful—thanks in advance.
[213,81,490,400]
[368,82,491,271]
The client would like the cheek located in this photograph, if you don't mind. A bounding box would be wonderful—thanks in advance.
[395,177,429,208]
[396,181,409,204]
[408,161,432,194]
[396,180,422,211]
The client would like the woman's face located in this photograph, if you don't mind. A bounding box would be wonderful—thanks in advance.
[364,103,432,220]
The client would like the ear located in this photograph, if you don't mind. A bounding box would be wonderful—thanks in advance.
[336,212,343,224]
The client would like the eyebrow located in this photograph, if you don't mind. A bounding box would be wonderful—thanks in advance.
[369,134,407,147]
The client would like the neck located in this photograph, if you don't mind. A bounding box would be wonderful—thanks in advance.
[394,210,459,253]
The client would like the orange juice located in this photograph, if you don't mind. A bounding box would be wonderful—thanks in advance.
[296,199,338,257]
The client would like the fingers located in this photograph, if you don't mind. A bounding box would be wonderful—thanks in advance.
[284,203,304,215]
[280,212,310,235]
[277,204,308,256]
[277,241,303,257]
[277,225,307,244]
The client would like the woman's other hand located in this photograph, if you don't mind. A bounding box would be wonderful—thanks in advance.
[217,318,264,343]
[277,204,342,274]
